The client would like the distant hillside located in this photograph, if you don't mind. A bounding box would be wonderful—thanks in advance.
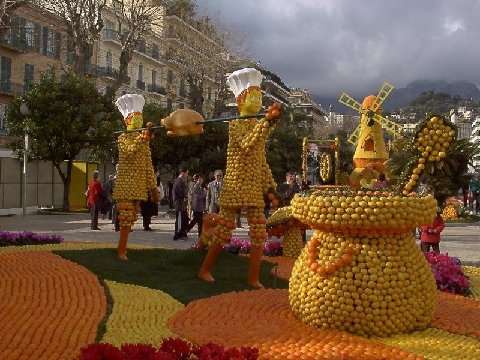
[383,80,480,110]
[316,80,480,113]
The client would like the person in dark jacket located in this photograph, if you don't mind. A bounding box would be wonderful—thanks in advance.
[140,191,156,231]
[173,166,189,240]
[277,171,301,206]
[186,175,207,237]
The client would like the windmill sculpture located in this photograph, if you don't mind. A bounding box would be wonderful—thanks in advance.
[338,82,402,187]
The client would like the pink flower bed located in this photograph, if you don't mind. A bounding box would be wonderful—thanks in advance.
[80,338,259,360]
[424,252,470,295]
[225,237,282,257]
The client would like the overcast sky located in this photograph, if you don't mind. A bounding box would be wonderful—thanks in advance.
[197,0,480,98]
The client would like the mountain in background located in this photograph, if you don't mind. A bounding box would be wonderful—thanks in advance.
[316,80,480,113]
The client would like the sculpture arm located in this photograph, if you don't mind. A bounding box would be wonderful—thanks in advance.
[240,118,272,151]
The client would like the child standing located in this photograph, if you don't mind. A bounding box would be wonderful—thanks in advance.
[420,209,445,254]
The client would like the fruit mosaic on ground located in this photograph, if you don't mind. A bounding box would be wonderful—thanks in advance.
[0,241,479,359]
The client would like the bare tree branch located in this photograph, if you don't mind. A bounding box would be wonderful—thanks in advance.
[0,0,27,35]
[39,0,107,75]
[110,0,164,94]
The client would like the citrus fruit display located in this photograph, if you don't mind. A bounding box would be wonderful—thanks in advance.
[401,115,456,195]
[267,206,305,259]
[289,188,438,337]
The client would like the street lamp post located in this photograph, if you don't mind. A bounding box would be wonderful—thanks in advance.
[20,101,30,216]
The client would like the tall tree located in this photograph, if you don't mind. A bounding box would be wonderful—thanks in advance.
[110,0,164,94]
[0,0,26,36]
[6,71,121,210]
[165,14,231,116]
[41,0,107,75]
[147,101,228,177]
[164,0,196,19]
[267,109,314,182]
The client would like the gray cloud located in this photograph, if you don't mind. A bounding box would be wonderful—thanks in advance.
[197,0,480,97]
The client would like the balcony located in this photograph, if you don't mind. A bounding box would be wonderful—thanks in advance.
[147,84,167,95]
[136,80,146,90]
[96,66,117,78]
[0,33,28,52]
[0,81,24,96]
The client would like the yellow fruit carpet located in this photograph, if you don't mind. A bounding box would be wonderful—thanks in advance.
[0,251,106,360]
[1,242,479,360]
[101,280,184,346]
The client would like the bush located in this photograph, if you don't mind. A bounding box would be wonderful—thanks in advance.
[0,231,63,247]
[80,338,259,360]
[424,252,470,295]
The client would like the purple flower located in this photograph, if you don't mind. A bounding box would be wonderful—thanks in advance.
[424,252,470,295]
[0,231,63,247]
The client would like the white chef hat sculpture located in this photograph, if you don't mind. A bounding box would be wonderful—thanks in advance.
[226,68,263,99]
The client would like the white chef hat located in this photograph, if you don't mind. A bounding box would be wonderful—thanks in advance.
[115,94,145,119]
[226,68,263,99]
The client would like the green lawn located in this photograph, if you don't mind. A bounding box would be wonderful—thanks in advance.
[54,248,288,304]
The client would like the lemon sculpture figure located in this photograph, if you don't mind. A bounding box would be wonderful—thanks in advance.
[198,68,282,288]
[114,94,158,260]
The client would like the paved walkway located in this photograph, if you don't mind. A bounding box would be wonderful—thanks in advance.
[1,212,479,264]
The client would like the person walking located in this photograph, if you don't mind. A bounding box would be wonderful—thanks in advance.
[86,170,103,230]
[103,174,115,220]
[277,171,301,206]
[156,177,165,209]
[140,191,156,231]
[186,175,207,237]
[173,166,189,240]
[206,170,223,213]
[420,208,445,254]
[188,174,199,218]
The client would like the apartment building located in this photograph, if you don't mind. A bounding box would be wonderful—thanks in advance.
[163,13,227,116]
[0,2,66,144]
[93,6,168,107]
[289,88,326,123]
[0,2,69,212]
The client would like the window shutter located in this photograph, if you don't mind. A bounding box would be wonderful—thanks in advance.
[1,57,12,91]
[42,27,48,55]
[34,23,41,52]
[18,17,26,48]
[55,32,62,59]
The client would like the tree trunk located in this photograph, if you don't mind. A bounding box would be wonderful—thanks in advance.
[54,160,73,212]
[111,50,131,96]
[188,78,204,115]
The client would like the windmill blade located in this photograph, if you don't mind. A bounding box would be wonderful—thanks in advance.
[347,124,361,145]
[373,113,403,137]
[371,82,395,112]
[338,92,362,113]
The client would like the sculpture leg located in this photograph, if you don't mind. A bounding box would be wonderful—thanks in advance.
[197,208,236,282]
[118,227,130,261]
[246,207,267,288]
[117,201,137,260]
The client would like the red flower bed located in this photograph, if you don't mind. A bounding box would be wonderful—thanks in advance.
[80,338,259,360]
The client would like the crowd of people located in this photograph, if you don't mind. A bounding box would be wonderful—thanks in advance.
[85,166,453,255]
[85,167,310,239]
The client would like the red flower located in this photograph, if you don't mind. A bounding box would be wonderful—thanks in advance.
[79,343,124,360]
[159,338,193,360]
